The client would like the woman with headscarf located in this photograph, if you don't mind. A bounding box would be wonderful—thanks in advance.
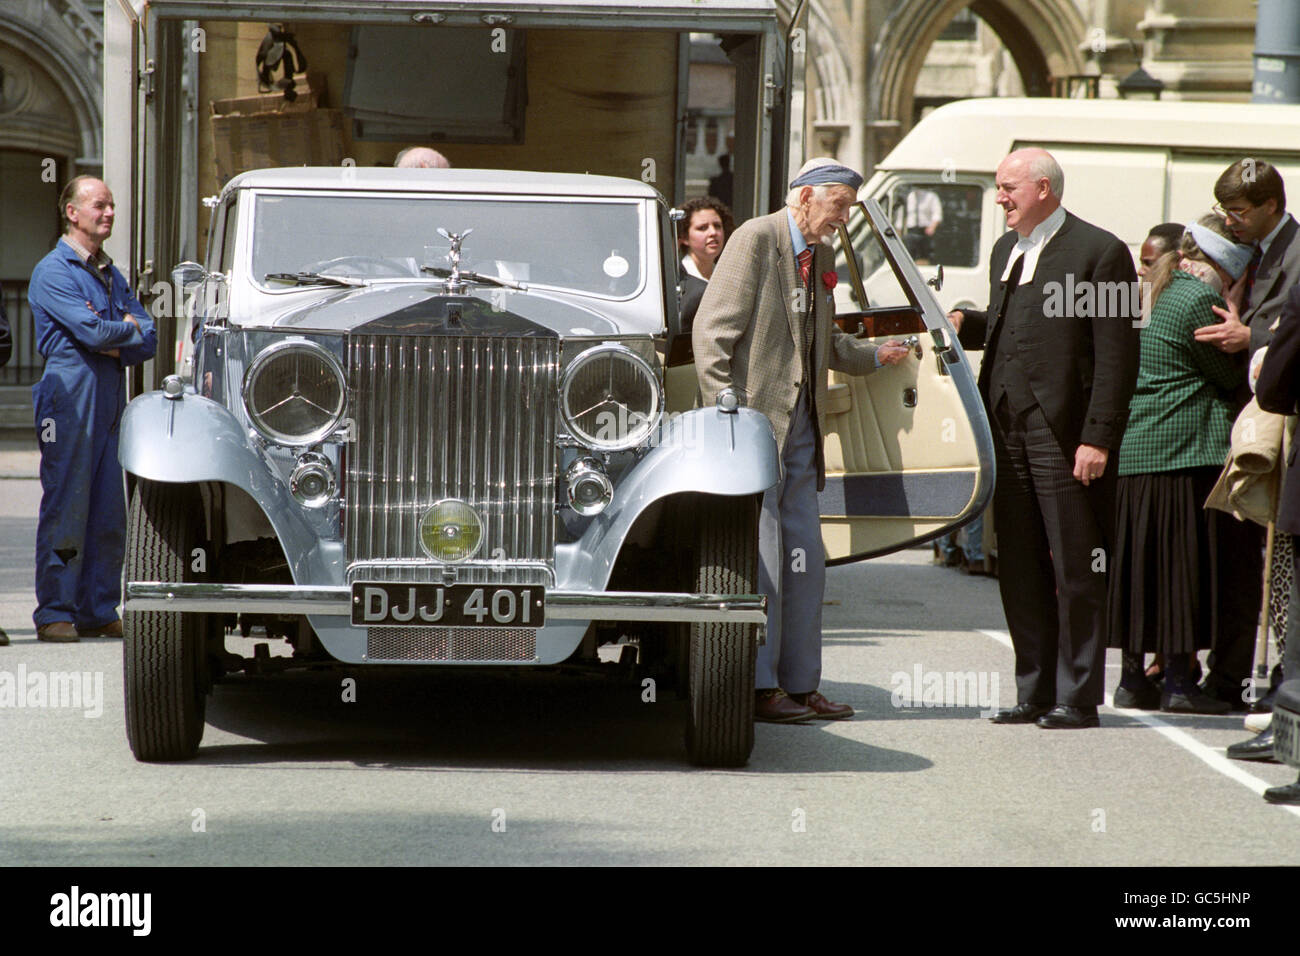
[1108,214,1255,713]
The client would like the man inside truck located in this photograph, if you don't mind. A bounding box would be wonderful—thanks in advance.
[395,147,452,169]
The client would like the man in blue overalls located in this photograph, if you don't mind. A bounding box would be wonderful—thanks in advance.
[29,176,157,641]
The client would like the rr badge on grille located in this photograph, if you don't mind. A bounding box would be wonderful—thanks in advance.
[418,499,484,563]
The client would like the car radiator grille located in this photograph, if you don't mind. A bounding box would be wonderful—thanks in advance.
[366,626,537,663]
[345,333,558,603]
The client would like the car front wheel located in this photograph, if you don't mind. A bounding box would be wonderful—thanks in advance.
[684,494,759,767]
[124,480,208,762]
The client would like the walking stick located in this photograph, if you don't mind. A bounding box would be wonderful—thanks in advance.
[1254,519,1276,700]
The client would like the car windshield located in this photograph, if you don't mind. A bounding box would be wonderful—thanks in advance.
[251,193,644,297]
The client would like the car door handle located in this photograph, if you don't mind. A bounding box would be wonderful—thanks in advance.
[930,328,953,376]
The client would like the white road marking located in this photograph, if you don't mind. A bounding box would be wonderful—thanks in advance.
[977,628,1013,649]
[977,628,1300,817]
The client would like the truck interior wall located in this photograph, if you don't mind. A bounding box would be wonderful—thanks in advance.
[196,21,679,257]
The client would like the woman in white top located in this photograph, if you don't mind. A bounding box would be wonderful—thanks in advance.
[677,196,734,333]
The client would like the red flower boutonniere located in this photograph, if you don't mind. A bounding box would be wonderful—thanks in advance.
[821,271,837,290]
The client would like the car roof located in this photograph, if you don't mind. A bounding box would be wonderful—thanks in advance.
[878,97,1300,173]
[223,167,665,200]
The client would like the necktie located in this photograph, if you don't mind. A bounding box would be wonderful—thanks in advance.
[797,248,813,288]
[1246,243,1263,307]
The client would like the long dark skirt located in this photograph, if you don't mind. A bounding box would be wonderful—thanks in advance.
[1107,467,1225,656]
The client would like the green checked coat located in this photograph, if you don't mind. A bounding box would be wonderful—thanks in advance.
[1117,269,1244,476]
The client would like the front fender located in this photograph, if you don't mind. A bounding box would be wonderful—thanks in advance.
[121,390,269,493]
[556,405,779,590]
[118,390,337,584]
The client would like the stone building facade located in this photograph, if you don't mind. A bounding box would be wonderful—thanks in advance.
[0,0,102,409]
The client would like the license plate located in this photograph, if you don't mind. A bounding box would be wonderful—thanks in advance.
[351,583,544,628]
[1274,707,1300,769]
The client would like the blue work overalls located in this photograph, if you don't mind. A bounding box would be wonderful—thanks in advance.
[28,240,157,630]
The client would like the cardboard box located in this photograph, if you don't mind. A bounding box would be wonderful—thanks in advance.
[211,73,345,183]
[211,72,326,117]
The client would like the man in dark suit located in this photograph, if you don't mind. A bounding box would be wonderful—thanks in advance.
[1249,284,1300,801]
[1197,160,1299,709]
[950,148,1139,729]
[1200,160,1300,358]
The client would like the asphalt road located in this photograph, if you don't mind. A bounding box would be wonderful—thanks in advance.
[2,475,1298,866]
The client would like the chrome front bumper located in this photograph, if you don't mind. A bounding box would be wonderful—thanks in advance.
[123,582,767,625]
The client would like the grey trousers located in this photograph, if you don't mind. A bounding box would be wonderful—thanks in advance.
[756,388,825,693]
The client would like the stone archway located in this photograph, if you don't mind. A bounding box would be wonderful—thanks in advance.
[870,0,1088,160]
[0,13,101,168]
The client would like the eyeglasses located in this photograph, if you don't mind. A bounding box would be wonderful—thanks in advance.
[1213,201,1253,223]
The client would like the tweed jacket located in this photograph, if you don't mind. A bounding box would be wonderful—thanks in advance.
[692,209,880,489]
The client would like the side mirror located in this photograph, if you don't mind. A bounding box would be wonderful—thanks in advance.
[927,264,944,291]
[171,261,206,292]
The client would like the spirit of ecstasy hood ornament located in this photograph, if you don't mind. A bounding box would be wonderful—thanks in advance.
[437,227,472,294]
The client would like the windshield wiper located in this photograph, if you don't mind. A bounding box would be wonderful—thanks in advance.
[265,271,368,288]
[419,265,528,291]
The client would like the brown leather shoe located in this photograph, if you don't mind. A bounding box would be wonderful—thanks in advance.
[793,690,854,719]
[77,619,123,638]
[37,621,80,642]
[755,688,817,723]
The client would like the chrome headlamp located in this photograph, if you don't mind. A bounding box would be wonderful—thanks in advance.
[560,344,662,451]
[242,339,347,446]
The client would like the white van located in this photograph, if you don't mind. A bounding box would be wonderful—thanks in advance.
[843,97,1300,315]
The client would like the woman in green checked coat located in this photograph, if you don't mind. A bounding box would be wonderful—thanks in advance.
[1108,214,1256,714]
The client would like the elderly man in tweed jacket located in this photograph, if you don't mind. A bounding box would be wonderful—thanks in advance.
[693,158,908,723]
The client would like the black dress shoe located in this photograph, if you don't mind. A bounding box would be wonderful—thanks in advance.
[1114,682,1160,710]
[0,626,8,646]
[1264,777,1300,805]
[1036,705,1100,729]
[1248,688,1276,715]
[990,702,1051,724]
[1199,674,1247,712]
[1226,728,1278,762]
[1162,688,1232,715]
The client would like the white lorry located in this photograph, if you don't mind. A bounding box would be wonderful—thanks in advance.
[846,96,1300,315]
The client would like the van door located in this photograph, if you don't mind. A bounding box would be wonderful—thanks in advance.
[820,198,994,563]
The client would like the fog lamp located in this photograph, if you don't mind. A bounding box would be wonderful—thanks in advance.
[566,458,613,516]
[289,452,336,508]
[419,499,484,563]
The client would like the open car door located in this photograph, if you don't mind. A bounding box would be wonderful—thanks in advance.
[820,198,993,563]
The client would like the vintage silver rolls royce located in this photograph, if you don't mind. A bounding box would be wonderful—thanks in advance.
[119,167,992,767]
